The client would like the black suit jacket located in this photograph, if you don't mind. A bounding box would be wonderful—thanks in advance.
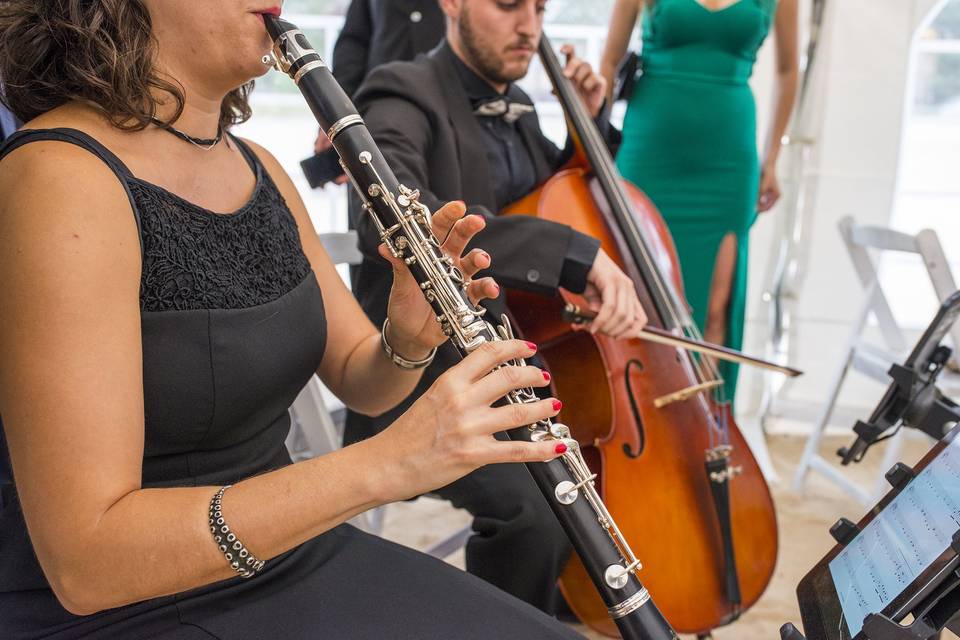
[344,43,616,443]
[332,0,445,98]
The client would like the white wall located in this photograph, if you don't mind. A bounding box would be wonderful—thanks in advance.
[740,0,945,427]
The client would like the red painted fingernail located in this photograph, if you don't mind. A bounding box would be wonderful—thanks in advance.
[525,341,537,352]
[542,371,551,382]
[555,443,567,455]
[552,399,562,411]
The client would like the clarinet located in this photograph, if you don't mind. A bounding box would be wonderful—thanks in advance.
[262,16,677,639]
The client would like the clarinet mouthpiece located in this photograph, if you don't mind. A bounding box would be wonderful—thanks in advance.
[262,14,295,41]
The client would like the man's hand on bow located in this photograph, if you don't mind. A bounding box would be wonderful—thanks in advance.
[577,249,648,340]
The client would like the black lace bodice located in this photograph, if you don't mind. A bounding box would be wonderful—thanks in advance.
[133,157,313,312]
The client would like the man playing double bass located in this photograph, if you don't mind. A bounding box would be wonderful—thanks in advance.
[343,0,647,616]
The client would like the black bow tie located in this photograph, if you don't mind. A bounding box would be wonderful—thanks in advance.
[473,97,535,124]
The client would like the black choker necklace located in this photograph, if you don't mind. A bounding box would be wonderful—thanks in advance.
[150,117,223,150]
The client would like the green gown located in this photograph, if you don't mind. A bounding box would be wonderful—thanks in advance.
[616,0,776,404]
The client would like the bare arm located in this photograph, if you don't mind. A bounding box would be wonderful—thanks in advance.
[0,143,397,613]
[600,0,642,102]
[0,141,560,617]
[757,0,799,211]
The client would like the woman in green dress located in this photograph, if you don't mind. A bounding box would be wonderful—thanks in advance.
[601,0,798,405]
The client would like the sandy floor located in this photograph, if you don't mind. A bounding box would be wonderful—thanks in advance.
[379,432,957,639]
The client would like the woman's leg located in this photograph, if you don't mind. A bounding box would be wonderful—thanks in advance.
[704,232,739,347]
[174,524,584,640]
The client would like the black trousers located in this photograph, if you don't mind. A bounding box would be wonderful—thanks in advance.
[430,460,573,615]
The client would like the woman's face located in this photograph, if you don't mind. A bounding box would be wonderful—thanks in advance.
[143,0,282,94]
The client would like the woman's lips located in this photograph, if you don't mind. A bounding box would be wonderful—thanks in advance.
[254,6,282,22]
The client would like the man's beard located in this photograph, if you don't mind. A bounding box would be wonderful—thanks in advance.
[458,7,532,86]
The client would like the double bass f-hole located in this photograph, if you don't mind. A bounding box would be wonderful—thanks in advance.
[623,359,645,459]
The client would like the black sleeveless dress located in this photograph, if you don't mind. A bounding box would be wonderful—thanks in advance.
[0,129,582,639]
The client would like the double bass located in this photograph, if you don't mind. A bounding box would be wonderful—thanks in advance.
[503,37,780,637]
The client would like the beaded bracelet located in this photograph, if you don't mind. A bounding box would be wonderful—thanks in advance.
[209,485,265,579]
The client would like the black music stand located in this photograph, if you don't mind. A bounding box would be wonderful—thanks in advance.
[782,293,960,640]
[837,291,960,466]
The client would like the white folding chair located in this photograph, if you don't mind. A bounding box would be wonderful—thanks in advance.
[791,216,959,505]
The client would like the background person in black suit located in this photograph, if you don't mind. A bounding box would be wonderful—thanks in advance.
[343,0,648,615]
[309,0,445,185]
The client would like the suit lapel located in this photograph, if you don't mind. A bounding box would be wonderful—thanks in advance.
[427,47,497,212]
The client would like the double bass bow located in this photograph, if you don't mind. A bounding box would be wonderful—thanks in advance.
[502,36,781,636]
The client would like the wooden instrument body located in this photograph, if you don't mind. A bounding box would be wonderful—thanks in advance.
[504,169,778,636]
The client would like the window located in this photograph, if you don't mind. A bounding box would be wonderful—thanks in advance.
[884,0,960,328]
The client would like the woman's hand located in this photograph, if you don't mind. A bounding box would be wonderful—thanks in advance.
[757,165,781,213]
[371,340,565,501]
[379,200,499,359]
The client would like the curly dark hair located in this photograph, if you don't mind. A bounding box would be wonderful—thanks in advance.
[0,0,253,130]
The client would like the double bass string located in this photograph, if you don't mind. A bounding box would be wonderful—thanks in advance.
[545,38,730,448]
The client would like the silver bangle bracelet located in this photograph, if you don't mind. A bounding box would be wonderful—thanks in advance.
[209,485,265,579]
[381,318,436,370]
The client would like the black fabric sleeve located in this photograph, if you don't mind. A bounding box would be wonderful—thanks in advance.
[351,94,438,261]
[331,0,373,98]
[558,232,600,293]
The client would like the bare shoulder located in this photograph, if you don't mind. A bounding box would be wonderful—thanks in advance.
[0,137,138,243]
[237,137,297,192]
[235,137,281,173]
[0,112,141,280]
[236,136,314,223]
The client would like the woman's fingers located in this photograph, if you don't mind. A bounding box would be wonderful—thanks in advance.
[478,438,566,466]
[430,200,468,245]
[377,242,406,274]
[471,364,551,405]
[470,397,562,436]
[450,339,538,383]
[442,213,486,260]
[466,276,500,306]
[461,248,491,279]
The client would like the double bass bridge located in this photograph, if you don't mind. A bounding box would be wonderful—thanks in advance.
[652,380,723,409]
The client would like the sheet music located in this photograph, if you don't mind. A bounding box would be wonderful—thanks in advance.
[829,436,960,637]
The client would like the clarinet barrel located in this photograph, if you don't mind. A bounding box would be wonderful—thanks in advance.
[262,15,677,639]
